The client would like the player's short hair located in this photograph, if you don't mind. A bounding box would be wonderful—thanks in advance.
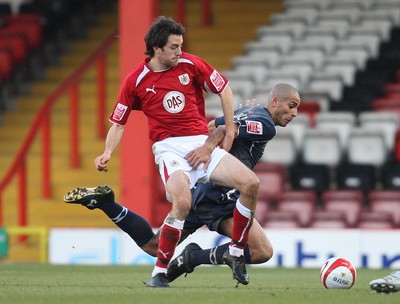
[144,16,185,57]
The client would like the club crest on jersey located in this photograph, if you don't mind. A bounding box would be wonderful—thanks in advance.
[246,120,263,135]
[163,91,185,113]
[178,73,190,85]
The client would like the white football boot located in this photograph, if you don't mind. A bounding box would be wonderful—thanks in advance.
[370,270,400,293]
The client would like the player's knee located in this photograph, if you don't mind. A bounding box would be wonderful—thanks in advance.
[251,243,273,264]
[240,172,260,198]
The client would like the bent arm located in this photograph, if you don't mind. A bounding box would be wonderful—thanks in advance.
[94,123,125,171]
[218,86,235,151]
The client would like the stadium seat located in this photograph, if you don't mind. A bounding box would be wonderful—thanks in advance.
[289,163,331,195]
[358,111,399,152]
[367,190,400,227]
[257,22,306,40]
[309,210,348,229]
[395,131,400,162]
[284,0,331,10]
[0,47,13,81]
[260,131,297,165]
[257,169,286,203]
[297,101,320,127]
[336,163,377,193]
[321,189,365,227]
[228,65,269,85]
[276,113,310,152]
[357,211,395,229]
[346,128,388,166]
[301,129,342,167]
[381,162,400,190]
[261,210,301,229]
[4,14,43,50]
[0,29,29,65]
[245,36,293,54]
[315,111,356,151]
[232,50,281,69]
[275,191,317,227]
[253,162,286,202]
[254,199,272,225]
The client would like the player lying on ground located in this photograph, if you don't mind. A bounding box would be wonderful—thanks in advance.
[64,83,300,285]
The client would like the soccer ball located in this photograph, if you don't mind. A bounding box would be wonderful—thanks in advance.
[320,257,357,289]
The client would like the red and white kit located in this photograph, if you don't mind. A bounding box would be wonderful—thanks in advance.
[109,52,230,191]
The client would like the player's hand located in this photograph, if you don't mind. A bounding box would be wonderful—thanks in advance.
[220,132,234,152]
[185,143,213,171]
[94,153,110,172]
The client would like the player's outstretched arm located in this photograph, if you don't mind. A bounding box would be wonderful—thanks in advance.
[94,123,125,171]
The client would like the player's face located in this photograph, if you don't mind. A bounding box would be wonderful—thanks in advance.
[273,93,300,127]
[157,35,183,69]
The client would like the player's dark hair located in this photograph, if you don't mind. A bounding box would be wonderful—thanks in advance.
[144,16,185,57]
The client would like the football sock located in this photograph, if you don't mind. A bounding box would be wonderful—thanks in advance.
[190,243,251,267]
[230,199,253,257]
[153,215,183,276]
[100,202,154,247]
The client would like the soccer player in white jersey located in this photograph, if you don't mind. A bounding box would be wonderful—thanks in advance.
[94,16,260,287]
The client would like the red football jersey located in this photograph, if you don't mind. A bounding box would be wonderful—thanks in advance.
[109,52,229,142]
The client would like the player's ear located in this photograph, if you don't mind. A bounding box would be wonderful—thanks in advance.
[272,96,279,107]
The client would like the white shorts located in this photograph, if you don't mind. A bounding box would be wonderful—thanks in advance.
[152,135,228,202]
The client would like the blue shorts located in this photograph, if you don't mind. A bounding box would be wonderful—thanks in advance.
[183,182,239,234]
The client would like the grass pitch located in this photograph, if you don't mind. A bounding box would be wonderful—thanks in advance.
[0,264,397,304]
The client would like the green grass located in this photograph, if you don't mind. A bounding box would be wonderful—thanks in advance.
[0,264,397,304]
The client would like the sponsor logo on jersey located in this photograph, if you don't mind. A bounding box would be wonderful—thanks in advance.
[145,85,156,94]
[210,70,225,91]
[178,73,190,85]
[163,91,185,113]
[112,103,128,121]
[246,120,263,135]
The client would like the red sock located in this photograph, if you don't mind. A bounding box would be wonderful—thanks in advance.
[231,206,253,250]
[155,223,181,269]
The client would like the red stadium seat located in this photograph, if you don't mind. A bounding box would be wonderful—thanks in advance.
[255,162,286,203]
[395,131,400,163]
[298,101,321,127]
[367,190,400,227]
[261,210,300,229]
[309,210,348,229]
[0,29,28,65]
[0,47,13,80]
[357,211,395,229]
[5,22,42,50]
[275,190,317,227]
[254,199,272,225]
[384,83,400,96]
[321,190,365,227]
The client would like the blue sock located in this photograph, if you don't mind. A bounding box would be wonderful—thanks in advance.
[100,202,154,247]
[190,243,251,267]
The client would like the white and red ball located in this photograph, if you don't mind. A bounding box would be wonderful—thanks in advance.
[320,257,357,289]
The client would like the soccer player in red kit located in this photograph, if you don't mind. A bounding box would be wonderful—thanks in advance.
[94,16,260,287]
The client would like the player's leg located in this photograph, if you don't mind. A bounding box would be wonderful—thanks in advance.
[167,218,272,282]
[63,185,158,256]
[147,170,192,288]
[210,153,260,285]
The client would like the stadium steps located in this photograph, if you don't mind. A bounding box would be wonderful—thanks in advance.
[160,0,283,70]
[0,6,119,230]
